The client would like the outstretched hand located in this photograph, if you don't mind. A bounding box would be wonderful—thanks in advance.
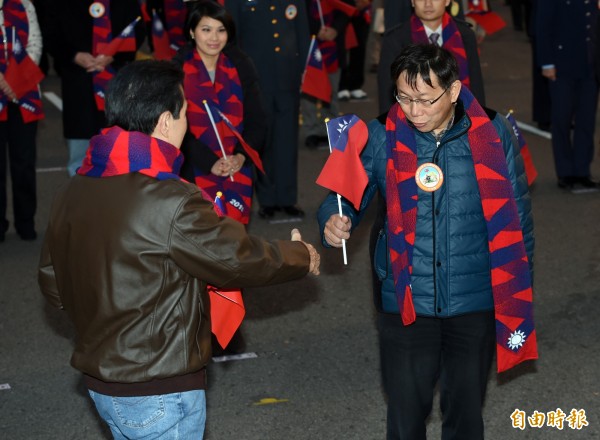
[291,228,320,275]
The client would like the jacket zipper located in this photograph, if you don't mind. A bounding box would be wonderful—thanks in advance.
[429,130,464,316]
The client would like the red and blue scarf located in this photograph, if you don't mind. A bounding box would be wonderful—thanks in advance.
[183,49,253,224]
[77,125,184,180]
[91,0,114,111]
[0,0,43,122]
[410,13,471,91]
[309,0,338,73]
[164,0,186,51]
[385,87,537,372]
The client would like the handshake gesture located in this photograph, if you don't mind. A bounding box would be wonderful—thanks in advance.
[291,228,320,275]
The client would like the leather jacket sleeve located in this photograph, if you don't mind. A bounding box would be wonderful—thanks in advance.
[170,191,310,288]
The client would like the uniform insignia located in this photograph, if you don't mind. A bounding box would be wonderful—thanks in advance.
[89,2,105,18]
[285,4,298,20]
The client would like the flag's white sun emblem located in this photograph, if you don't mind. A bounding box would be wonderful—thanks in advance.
[13,39,23,56]
[337,119,350,134]
[314,48,323,63]
[507,330,526,350]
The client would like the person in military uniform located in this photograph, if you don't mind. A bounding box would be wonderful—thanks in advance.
[225,0,310,218]
[535,0,599,190]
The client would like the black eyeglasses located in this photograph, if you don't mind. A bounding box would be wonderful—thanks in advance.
[394,88,449,108]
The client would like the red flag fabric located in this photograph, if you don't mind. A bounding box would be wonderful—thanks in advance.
[208,286,245,349]
[98,16,141,57]
[301,36,332,103]
[4,36,44,99]
[151,11,176,60]
[323,0,357,16]
[316,114,369,209]
[466,11,506,35]
[506,113,538,186]
[205,101,265,174]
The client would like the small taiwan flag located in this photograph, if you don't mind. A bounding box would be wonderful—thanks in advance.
[301,36,332,103]
[316,114,369,210]
[98,16,140,57]
[152,10,176,60]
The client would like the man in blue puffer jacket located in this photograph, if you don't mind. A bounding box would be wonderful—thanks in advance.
[318,44,534,440]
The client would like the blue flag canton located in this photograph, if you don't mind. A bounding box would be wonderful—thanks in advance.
[308,44,324,68]
[11,33,26,62]
[152,12,165,34]
[326,115,359,152]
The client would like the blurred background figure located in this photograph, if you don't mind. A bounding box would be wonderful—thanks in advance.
[535,0,599,190]
[176,0,266,226]
[302,0,350,149]
[338,0,371,102]
[225,0,310,219]
[41,0,144,177]
[378,0,484,113]
[0,0,43,242]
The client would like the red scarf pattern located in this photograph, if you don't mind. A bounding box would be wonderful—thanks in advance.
[385,87,537,373]
[410,13,471,90]
[77,126,184,180]
[309,0,338,73]
[91,0,114,111]
[183,49,253,224]
[0,0,44,122]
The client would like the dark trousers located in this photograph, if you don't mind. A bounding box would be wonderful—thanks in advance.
[378,311,495,440]
[339,14,370,91]
[549,74,598,178]
[0,103,38,233]
[255,90,299,207]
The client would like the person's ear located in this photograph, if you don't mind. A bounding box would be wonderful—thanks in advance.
[156,111,171,138]
[449,79,461,103]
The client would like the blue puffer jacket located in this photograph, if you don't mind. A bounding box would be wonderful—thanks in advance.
[317,102,534,317]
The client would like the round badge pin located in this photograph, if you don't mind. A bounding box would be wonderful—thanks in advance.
[415,163,444,192]
[285,4,298,20]
[89,2,106,18]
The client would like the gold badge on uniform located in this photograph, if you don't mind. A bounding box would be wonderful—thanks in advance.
[89,2,105,18]
[285,4,298,20]
[415,163,444,192]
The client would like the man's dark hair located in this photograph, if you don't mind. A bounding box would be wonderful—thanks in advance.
[105,60,185,134]
[185,0,236,44]
[390,44,459,90]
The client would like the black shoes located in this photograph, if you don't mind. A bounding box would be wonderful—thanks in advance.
[258,205,305,219]
[258,206,278,218]
[578,177,598,189]
[558,176,598,191]
[557,176,575,189]
[305,135,328,149]
[17,228,37,241]
[0,221,36,242]
[281,205,305,217]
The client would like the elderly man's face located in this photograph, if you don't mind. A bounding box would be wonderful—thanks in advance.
[395,71,460,134]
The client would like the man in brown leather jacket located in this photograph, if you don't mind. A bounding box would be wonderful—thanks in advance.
[38,60,320,440]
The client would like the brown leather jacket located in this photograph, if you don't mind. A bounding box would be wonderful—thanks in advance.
[39,173,309,388]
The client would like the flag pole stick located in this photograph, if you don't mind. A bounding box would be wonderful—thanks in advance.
[203,100,234,182]
[316,0,326,28]
[324,118,348,265]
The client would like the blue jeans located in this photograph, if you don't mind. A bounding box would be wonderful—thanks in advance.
[88,389,206,440]
[66,138,89,176]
